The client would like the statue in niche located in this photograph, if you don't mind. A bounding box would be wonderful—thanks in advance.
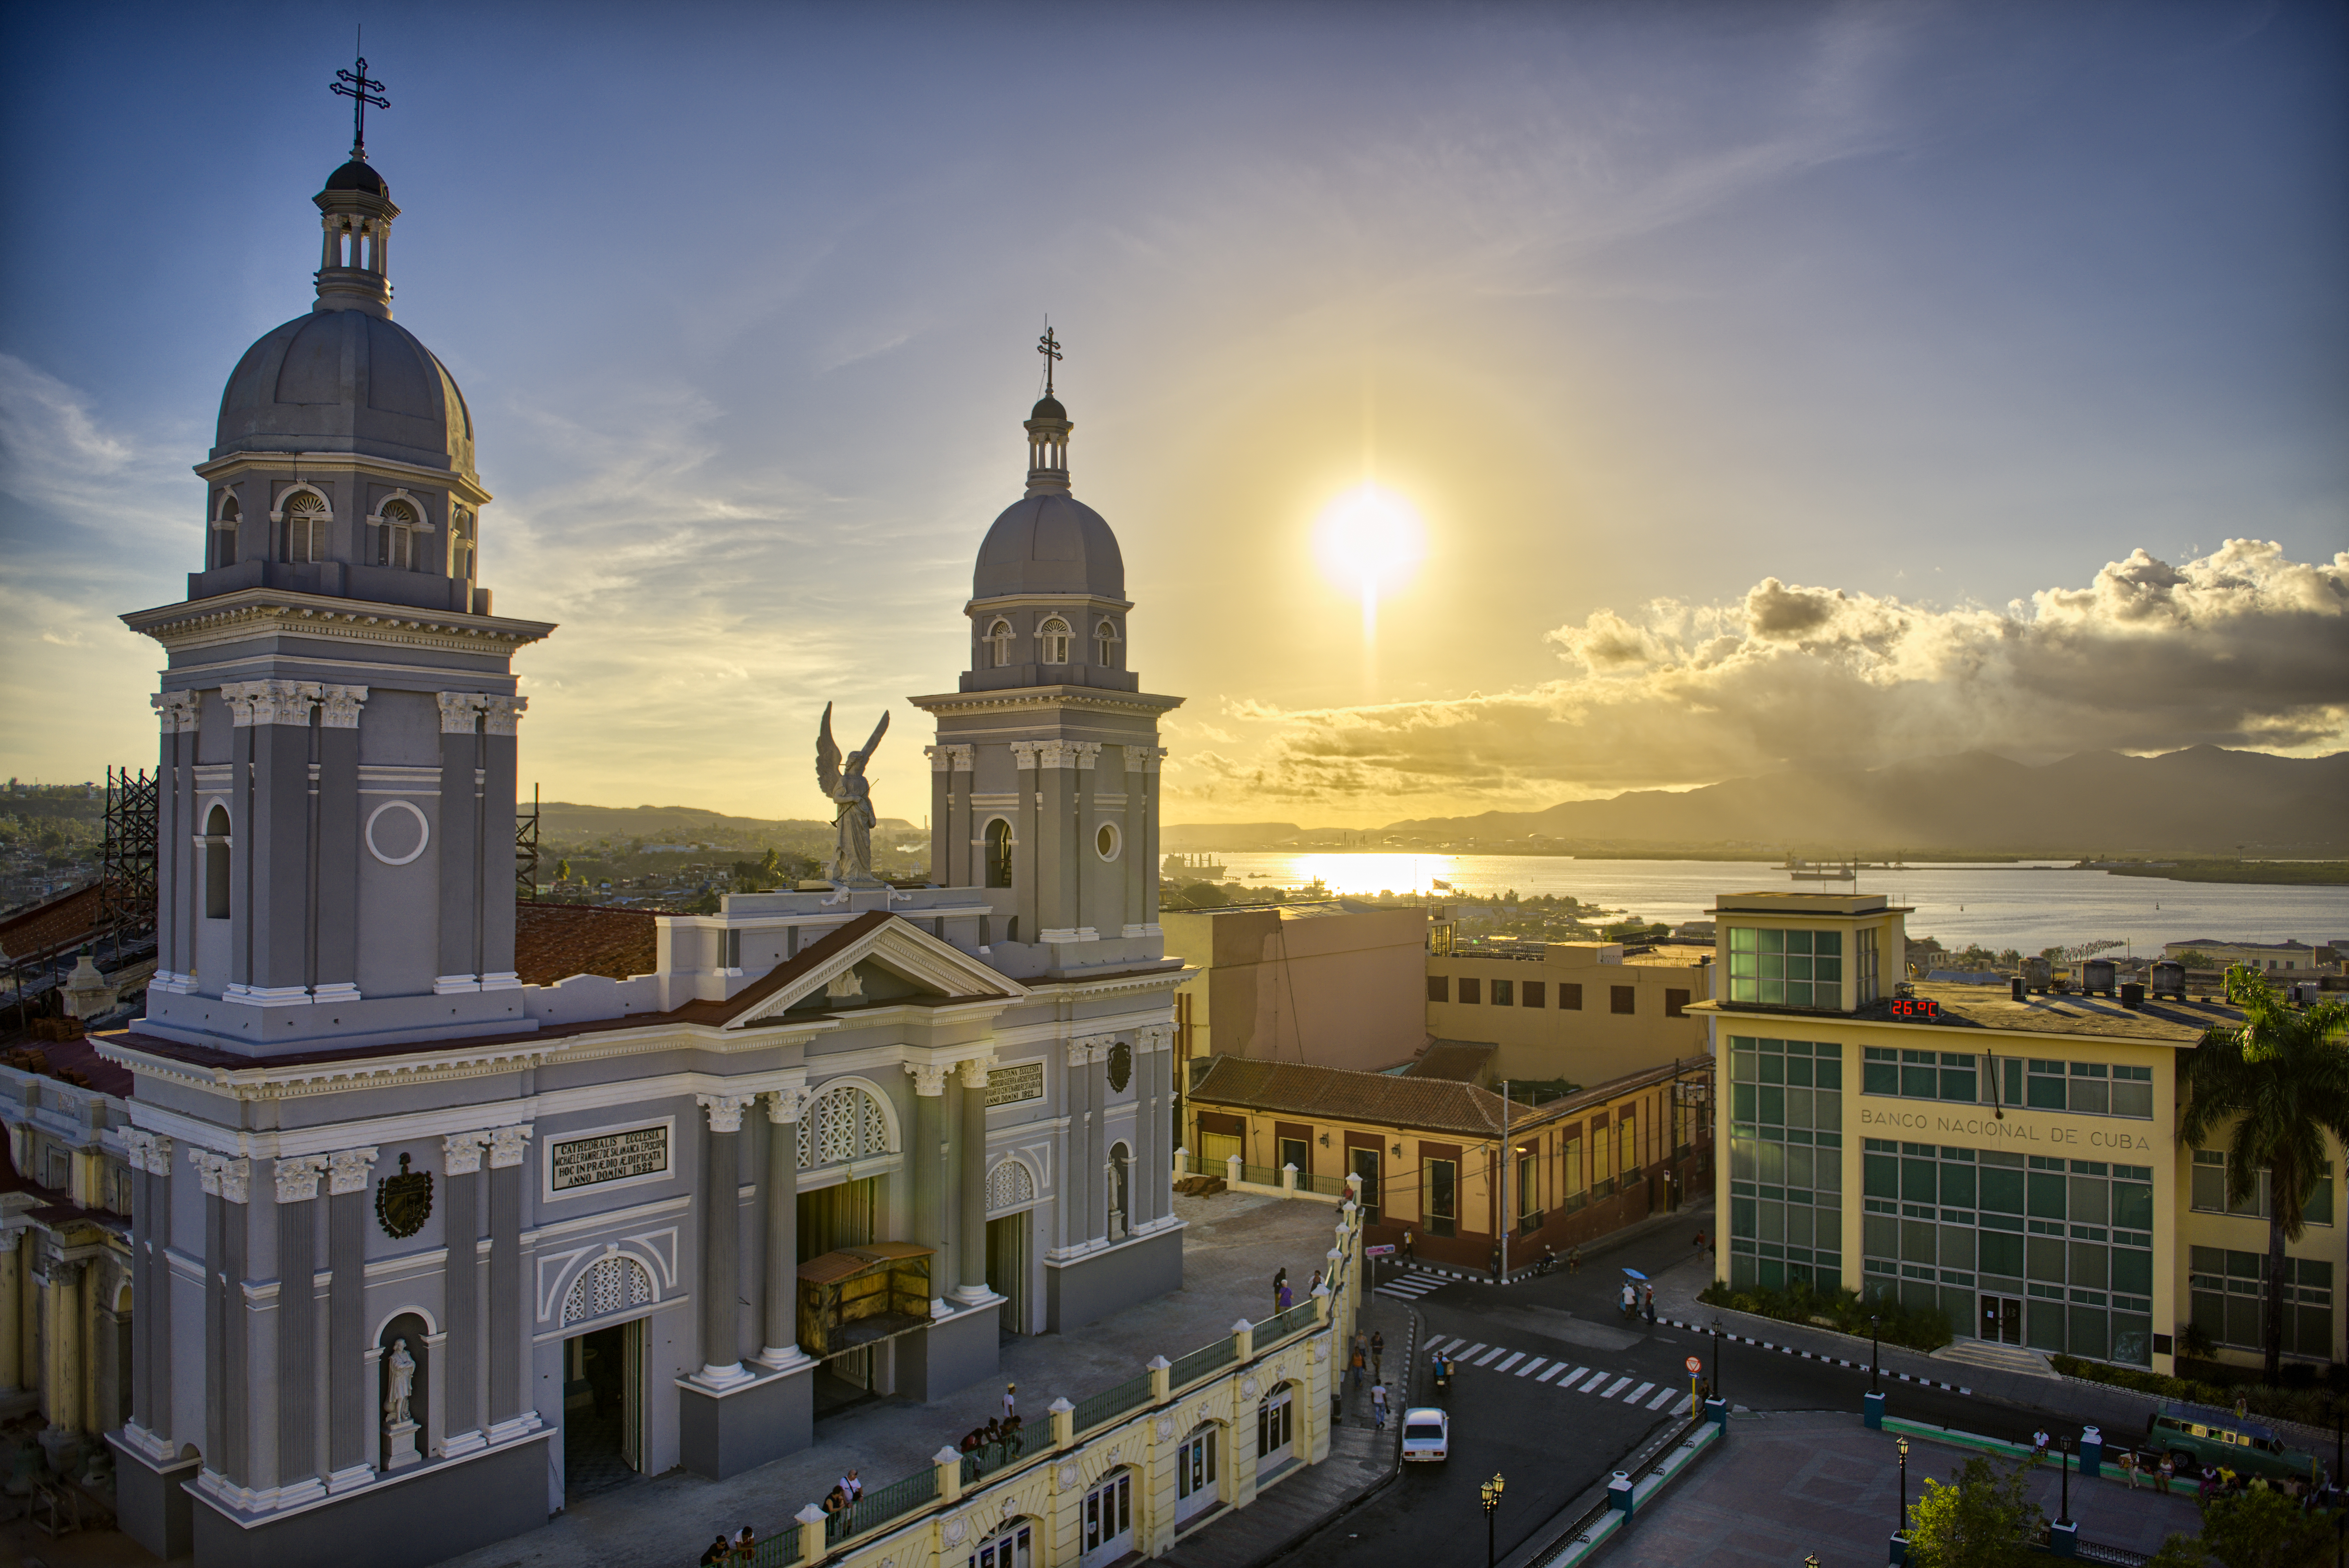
[383,1338,417,1429]
[815,703,890,887]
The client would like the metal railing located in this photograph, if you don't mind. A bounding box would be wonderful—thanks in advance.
[1072,1372,1155,1434]
[746,1526,805,1566]
[823,1465,939,1547]
[1168,1337,1239,1390]
[1303,1172,1351,1197]
[1261,1300,1321,1342]
[1240,1163,1282,1186]
[958,1432,1034,1486]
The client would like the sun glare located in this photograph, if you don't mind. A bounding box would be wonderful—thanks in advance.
[1315,483,1425,639]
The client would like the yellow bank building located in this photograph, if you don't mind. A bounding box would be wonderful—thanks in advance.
[1702,892,2342,1381]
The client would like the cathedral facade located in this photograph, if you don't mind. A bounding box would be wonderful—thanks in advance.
[100,139,1185,1568]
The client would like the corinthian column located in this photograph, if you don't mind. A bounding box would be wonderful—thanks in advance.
[695,1096,754,1388]
[955,1057,996,1302]
[757,1090,809,1369]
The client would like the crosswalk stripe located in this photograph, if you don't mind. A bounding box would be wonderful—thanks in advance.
[1625,1382,1655,1405]
[1578,1370,1609,1392]
[1473,1345,1509,1368]
[1432,1337,1464,1356]
[1460,1343,1489,1361]
[1536,1363,1567,1383]
[1516,1358,1547,1378]
[1601,1376,1633,1399]
[1646,1386,1681,1410]
[1494,1352,1525,1373]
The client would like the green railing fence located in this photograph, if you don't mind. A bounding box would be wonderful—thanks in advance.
[823,1465,939,1548]
[1072,1372,1155,1434]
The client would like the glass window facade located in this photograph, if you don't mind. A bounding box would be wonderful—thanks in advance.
[2189,1248,2333,1357]
[1727,928,1843,1008]
[1857,1143,2154,1365]
[1727,1036,1845,1292]
[1862,1049,2151,1120]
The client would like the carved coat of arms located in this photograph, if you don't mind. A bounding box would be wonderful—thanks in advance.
[375,1152,433,1239]
[1107,1041,1132,1094]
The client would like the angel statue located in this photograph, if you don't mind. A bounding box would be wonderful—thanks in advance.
[816,702,890,886]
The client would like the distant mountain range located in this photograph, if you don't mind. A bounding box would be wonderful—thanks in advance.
[1166,748,2349,856]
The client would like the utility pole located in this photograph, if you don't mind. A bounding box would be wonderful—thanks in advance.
[1499,1081,1511,1282]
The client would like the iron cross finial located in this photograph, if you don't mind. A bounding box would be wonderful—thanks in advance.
[332,29,389,163]
[1037,323,1063,397]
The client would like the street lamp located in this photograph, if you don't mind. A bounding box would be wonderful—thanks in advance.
[2059,1436,2073,1527]
[1710,1316,1724,1400]
[1896,1435,1910,1537]
[1481,1473,1506,1568]
[1870,1315,1880,1394]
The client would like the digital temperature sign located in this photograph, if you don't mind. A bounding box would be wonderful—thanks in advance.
[1889,997,1943,1020]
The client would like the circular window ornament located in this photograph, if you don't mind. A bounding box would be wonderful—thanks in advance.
[1095,822,1121,861]
[1108,1040,1133,1093]
[365,800,430,866]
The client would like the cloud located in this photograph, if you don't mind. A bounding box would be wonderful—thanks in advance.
[1162,542,2348,817]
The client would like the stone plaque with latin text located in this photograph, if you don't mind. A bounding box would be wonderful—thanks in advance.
[550,1125,670,1193]
[986,1062,1045,1108]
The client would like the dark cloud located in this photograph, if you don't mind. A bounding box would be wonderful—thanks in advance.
[1163,542,2348,814]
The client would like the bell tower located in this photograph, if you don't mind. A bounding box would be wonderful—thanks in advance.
[122,76,556,1057]
[911,340,1182,978]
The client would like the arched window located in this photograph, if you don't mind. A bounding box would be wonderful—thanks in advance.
[1255,1384,1295,1473]
[1039,618,1071,665]
[210,494,240,570]
[1094,620,1120,668]
[377,498,419,570]
[795,1081,896,1171]
[985,819,1013,889]
[451,508,475,581]
[561,1254,654,1326]
[279,489,327,563]
[986,619,1014,668]
[203,804,231,921]
[1108,1142,1130,1239]
[986,1157,1037,1213]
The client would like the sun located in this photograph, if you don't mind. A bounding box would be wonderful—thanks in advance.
[1314,483,1425,638]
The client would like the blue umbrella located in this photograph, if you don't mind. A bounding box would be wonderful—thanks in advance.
[1622,1267,1649,1281]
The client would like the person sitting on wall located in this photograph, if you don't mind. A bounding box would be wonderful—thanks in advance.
[822,1485,849,1516]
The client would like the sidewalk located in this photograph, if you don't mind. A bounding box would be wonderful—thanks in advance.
[428,1188,1359,1567]
[1578,1410,2203,1566]
[1157,1290,1412,1568]
[1645,1250,2191,1438]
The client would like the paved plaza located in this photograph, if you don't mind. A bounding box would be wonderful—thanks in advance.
[1596,1410,2205,1567]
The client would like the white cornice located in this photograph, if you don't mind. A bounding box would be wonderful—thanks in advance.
[97,1034,558,1105]
[907,687,1185,718]
[962,592,1135,615]
[731,918,1026,1026]
[122,589,556,657]
[195,449,493,509]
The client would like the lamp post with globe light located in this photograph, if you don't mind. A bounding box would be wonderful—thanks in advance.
[1481,1473,1505,1568]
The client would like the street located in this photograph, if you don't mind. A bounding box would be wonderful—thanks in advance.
[1283,1209,2115,1568]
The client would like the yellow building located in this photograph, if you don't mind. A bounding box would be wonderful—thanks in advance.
[1702,890,2341,1379]
[1426,941,1713,1087]
[1186,1054,1712,1274]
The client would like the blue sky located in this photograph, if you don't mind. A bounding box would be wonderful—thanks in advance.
[3,1,2342,825]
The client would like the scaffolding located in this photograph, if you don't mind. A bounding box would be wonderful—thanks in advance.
[101,765,158,939]
[516,782,541,900]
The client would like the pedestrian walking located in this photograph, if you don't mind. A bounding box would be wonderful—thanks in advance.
[1370,1329,1384,1382]
[1371,1383,1389,1431]
[1490,1241,1504,1280]
[1693,1230,1707,1255]
[1568,1244,1582,1274]
[2159,1454,2175,1491]
[2032,1429,2049,1464]
[1643,1284,1657,1324]
[1402,1229,1415,1264]
[1619,1281,1637,1319]
[1277,1279,1293,1312]
[1004,1383,1018,1423]
[1351,1343,1367,1390]
[2120,1450,2139,1489]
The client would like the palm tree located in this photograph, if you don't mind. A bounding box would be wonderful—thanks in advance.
[2176,967,2349,1383]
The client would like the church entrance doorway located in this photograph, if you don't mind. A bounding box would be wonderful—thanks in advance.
[562,1318,645,1502]
[987,1212,1028,1337]
[799,1177,878,1261]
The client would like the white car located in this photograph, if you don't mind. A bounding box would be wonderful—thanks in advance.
[1401,1407,1449,1463]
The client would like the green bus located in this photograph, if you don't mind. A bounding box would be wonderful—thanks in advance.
[2146,1403,2317,1486]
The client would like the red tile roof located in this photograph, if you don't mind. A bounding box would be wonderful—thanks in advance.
[0,882,106,964]
[513,901,657,984]
[1188,1056,1509,1139]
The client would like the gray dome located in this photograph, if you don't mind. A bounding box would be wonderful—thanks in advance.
[975,493,1124,600]
[213,309,476,475]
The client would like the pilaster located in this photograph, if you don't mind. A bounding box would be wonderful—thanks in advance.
[906,1069,948,1308]
[273,1156,326,1498]
[435,692,488,990]
[152,691,201,986]
[479,696,525,987]
[441,1131,490,1449]
[325,1145,377,1489]
[955,1056,995,1300]
[1011,741,1042,943]
[757,1090,810,1370]
[485,1127,531,1429]
[314,684,367,1000]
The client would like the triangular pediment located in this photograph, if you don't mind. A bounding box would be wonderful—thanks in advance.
[724,911,1026,1028]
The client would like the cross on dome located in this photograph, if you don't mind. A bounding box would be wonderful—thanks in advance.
[1037,324,1063,397]
[331,39,388,162]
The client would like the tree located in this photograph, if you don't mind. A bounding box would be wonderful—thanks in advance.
[2174,950,2216,970]
[2139,1533,2206,1568]
[1903,1454,2043,1568]
[555,858,571,884]
[2196,1486,2334,1568]
[2177,966,2349,1381]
